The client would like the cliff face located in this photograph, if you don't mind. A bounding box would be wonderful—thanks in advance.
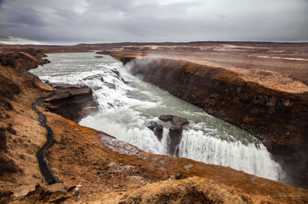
[0,52,48,202]
[1,50,308,204]
[0,49,49,71]
[126,57,308,187]
[43,83,98,122]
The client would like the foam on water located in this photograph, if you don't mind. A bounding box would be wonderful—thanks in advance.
[32,52,285,181]
[180,127,282,179]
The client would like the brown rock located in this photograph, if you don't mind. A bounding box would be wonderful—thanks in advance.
[0,155,21,176]
[44,83,98,122]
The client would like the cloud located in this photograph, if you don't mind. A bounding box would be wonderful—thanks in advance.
[0,0,5,9]
[73,0,89,15]
[0,0,307,43]
[0,36,44,45]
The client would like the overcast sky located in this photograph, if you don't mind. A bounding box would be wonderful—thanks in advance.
[0,0,307,44]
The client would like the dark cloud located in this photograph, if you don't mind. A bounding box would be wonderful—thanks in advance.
[0,0,4,8]
[0,0,308,43]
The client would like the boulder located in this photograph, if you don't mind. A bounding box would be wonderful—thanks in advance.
[146,121,163,141]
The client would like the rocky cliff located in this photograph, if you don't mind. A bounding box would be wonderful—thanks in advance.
[0,50,308,204]
[112,55,308,187]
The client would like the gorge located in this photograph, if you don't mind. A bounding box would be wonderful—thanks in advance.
[107,46,308,188]
[31,52,284,182]
[0,45,308,204]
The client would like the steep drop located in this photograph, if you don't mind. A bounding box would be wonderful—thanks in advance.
[32,52,285,182]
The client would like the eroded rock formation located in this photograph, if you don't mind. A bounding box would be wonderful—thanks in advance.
[0,49,49,70]
[147,115,189,156]
[159,115,189,156]
[43,83,98,122]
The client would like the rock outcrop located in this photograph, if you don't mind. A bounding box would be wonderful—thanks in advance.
[0,48,49,70]
[147,115,189,156]
[43,83,98,122]
[159,115,189,156]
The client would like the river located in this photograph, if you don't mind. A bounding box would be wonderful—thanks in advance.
[32,52,285,181]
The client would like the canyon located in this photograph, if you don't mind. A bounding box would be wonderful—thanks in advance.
[0,43,308,203]
[106,43,308,187]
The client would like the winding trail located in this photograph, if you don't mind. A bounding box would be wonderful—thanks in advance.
[32,97,59,185]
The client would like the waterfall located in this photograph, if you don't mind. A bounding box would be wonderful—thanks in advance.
[179,128,284,180]
[32,52,286,182]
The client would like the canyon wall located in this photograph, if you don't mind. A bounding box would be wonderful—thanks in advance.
[126,57,308,187]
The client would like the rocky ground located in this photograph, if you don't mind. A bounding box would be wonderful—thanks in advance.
[0,46,308,203]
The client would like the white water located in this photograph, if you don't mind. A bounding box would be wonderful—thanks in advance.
[32,52,285,181]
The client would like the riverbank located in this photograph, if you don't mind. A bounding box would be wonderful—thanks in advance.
[0,49,308,203]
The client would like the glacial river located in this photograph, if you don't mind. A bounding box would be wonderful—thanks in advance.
[32,52,285,181]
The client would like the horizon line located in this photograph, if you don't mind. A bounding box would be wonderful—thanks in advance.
[1,40,308,46]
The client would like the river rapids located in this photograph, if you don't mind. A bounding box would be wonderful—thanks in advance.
[32,52,285,181]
